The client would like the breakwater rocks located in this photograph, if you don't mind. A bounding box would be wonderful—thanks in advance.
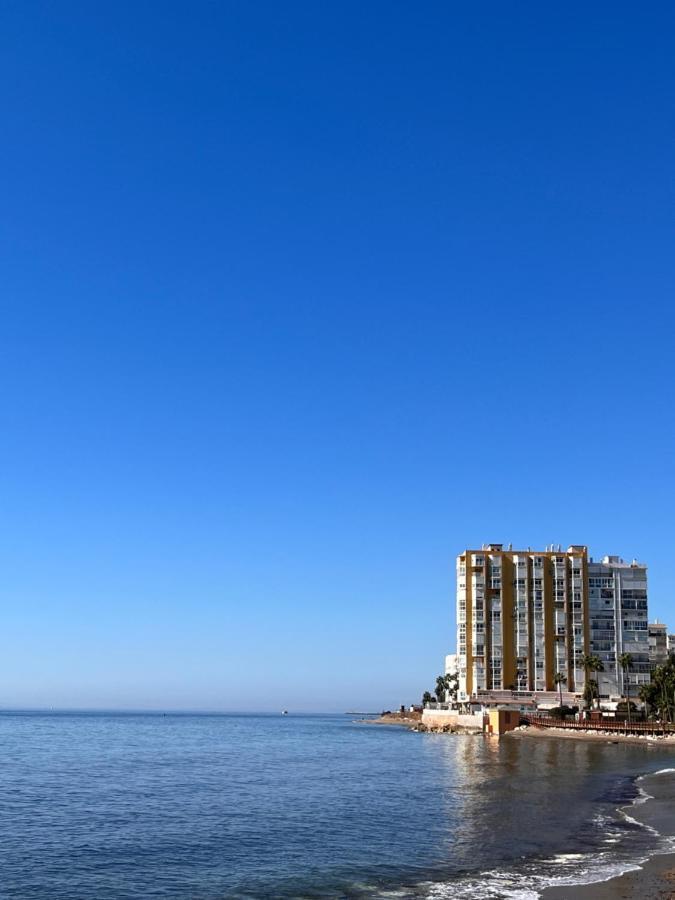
[412,722,481,734]
[360,713,422,727]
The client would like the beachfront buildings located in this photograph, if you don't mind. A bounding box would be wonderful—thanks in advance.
[649,621,669,667]
[456,544,652,705]
[456,545,588,704]
[588,556,650,697]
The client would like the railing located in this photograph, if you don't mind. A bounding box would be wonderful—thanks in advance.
[521,714,675,735]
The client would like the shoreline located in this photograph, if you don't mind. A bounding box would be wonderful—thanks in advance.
[541,851,675,899]
[362,717,675,896]
[357,713,421,727]
[509,725,675,747]
[540,767,675,899]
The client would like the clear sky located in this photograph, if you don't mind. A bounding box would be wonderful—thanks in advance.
[1,3,674,711]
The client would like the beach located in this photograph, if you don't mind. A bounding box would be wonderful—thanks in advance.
[541,766,675,899]
[543,852,675,898]
[510,724,675,747]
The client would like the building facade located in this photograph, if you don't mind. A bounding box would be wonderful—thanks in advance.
[456,545,589,703]
[649,621,669,668]
[444,653,457,677]
[588,556,650,697]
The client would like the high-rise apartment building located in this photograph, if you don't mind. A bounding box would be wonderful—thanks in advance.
[588,556,650,697]
[456,545,589,703]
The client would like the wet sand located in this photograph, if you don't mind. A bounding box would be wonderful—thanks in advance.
[542,851,675,898]
[542,768,675,898]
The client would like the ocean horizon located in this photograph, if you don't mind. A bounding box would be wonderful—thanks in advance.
[0,711,672,899]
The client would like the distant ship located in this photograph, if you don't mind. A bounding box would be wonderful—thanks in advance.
[281,710,288,716]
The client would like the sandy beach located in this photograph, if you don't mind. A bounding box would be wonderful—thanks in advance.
[541,766,675,898]
[542,852,675,898]
[509,725,675,748]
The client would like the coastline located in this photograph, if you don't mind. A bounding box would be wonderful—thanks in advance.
[509,725,675,747]
[542,851,675,899]
[540,767,675,899]
[358,712,421,727]
[361,718,675,896]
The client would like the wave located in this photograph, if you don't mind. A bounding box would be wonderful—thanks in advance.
[416,768,675,900]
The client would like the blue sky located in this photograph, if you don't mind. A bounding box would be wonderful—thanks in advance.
[1,3,674,711]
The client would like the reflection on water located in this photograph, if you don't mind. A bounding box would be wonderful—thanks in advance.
[0,713,670,899]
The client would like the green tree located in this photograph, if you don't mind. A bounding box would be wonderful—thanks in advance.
[444,672,459,705]
[422,691,433,706]
[651,659,675,723]
[435,675,447,703]
[553,672,567,710]
[618,652,633,725]
[639,681,659,718]
[638,657,675,723]
[581,654,604,710]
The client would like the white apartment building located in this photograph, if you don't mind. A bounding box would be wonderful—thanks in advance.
[587,556,650,697]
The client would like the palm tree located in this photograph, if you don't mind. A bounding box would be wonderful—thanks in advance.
[435,675,447,703]
[649,659,675,723]
[553,672,567,710]
[619,652,633,725]
[639,682,658,719]
[582,654,604,710]
[422,691,433,707]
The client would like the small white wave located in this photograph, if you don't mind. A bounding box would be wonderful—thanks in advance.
[619,810,660,834]
[426,875,539,899]
[632,786,653,806]
[423,860,646,899]
[636,767,675,782]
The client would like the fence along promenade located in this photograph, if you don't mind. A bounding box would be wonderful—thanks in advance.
[521,714,675,736]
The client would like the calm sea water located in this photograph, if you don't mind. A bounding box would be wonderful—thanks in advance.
[0,712,673,899]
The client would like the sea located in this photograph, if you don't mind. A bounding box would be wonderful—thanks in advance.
[0,712,673,899]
